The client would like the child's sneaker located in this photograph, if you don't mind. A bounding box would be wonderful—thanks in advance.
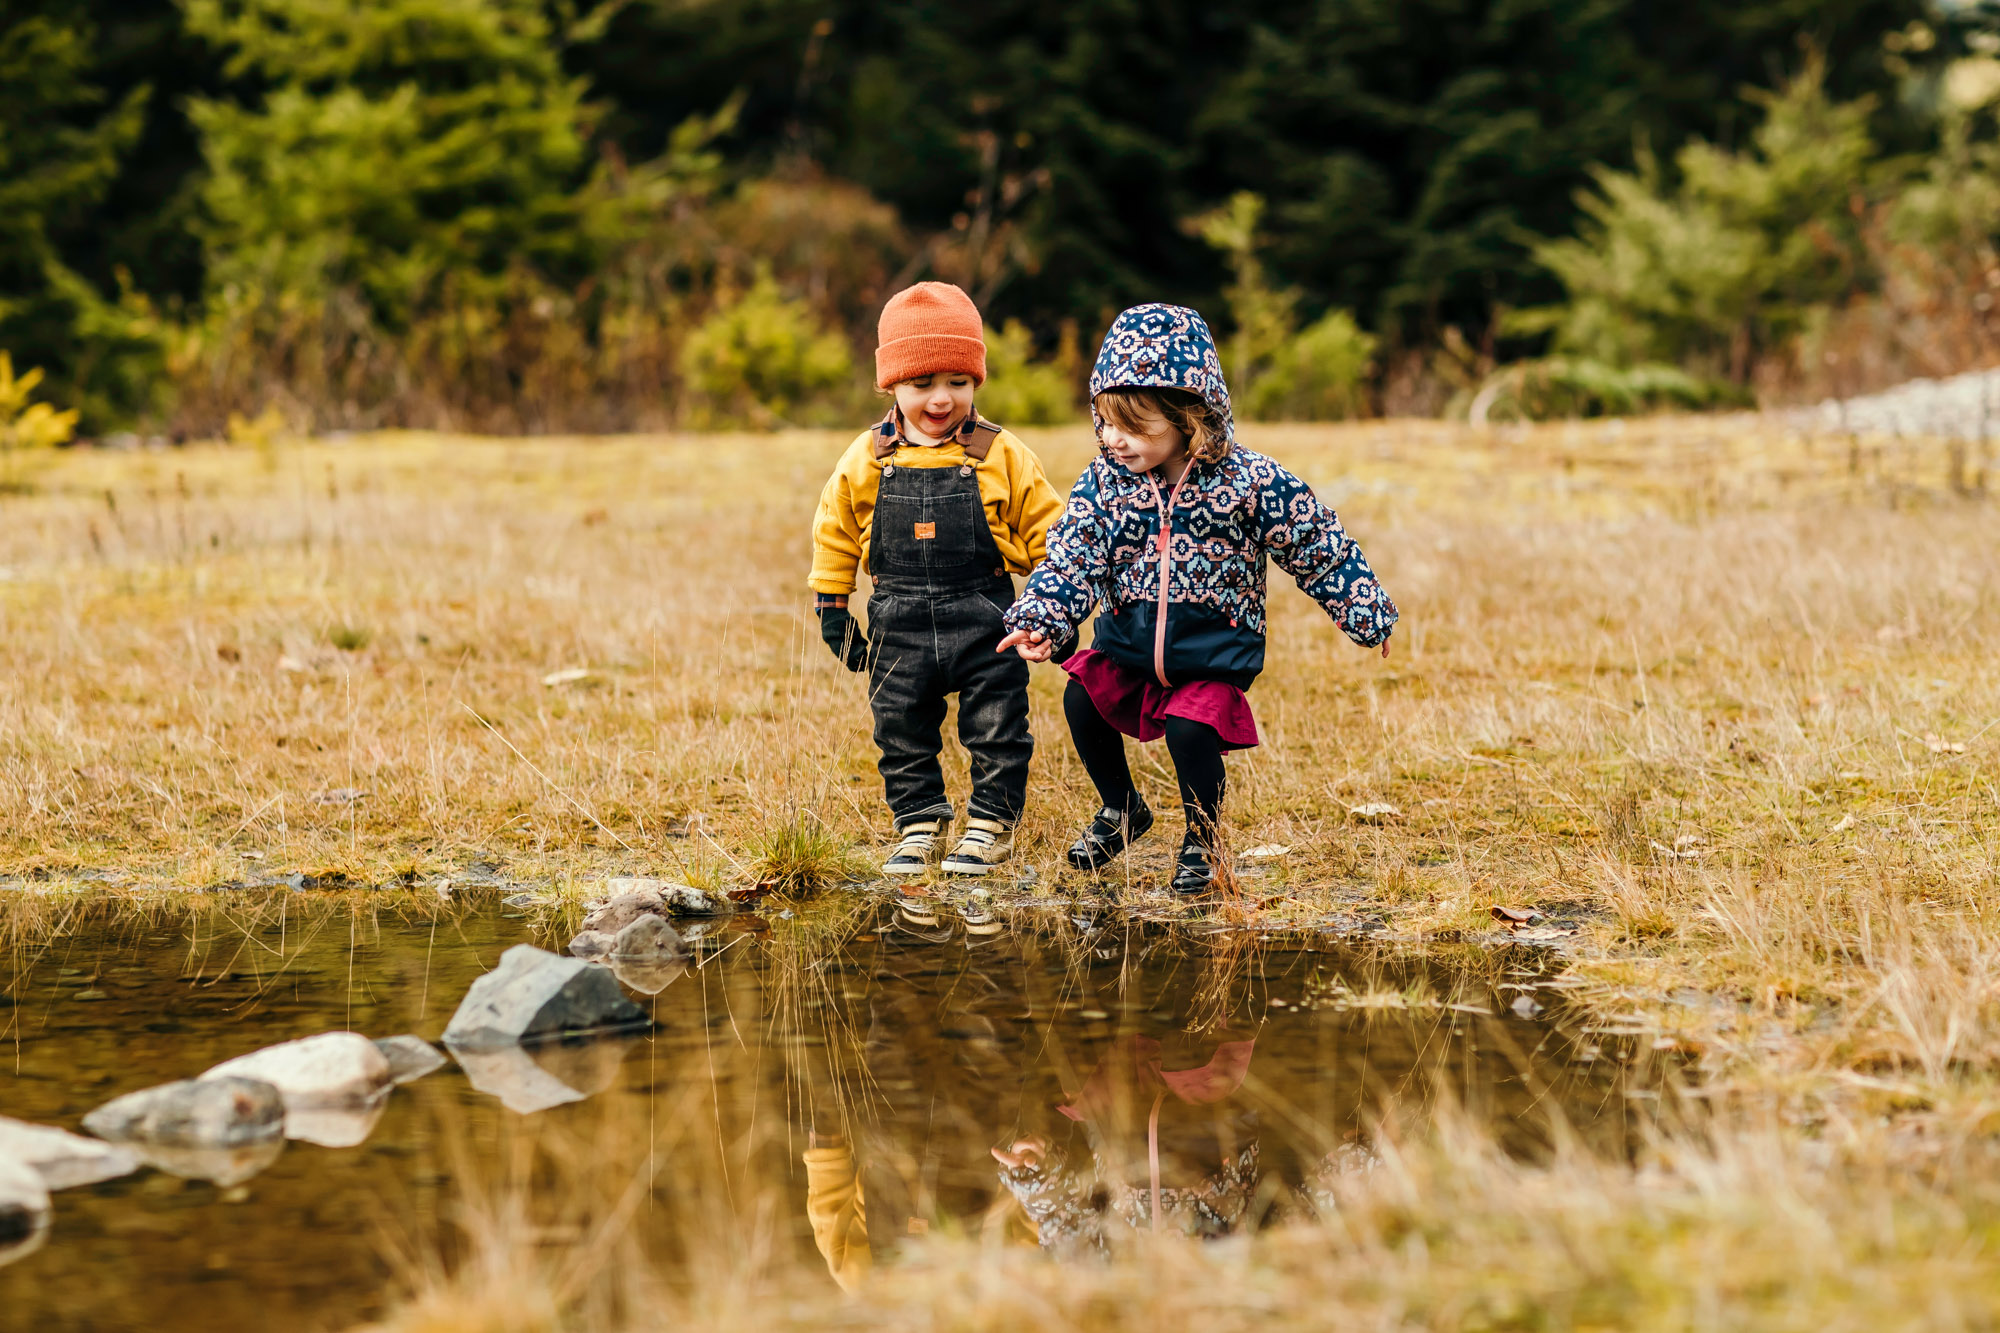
[940,818,1012,876]
[883,821,942,875]
[1066,803,1154,870]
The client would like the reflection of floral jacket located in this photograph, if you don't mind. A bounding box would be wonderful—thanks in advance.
[1002,305,1397,687]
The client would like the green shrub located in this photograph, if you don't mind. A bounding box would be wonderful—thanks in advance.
[1511,58,1883,385]
[1193,192,1376,421]
[1468,357,1753,423]
[977,320,1080,426]
[678,270,854,428]
[1240,309,1377,421]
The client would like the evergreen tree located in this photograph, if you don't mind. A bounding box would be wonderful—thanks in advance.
[0,7,159,425]
[1518,64,1884,381]
[184,0,607,326]
[576,0,1933,343]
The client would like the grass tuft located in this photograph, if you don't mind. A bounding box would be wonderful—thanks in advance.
[749,811,868,899]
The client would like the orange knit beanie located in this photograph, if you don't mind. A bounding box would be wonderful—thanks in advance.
[874,282,987,388]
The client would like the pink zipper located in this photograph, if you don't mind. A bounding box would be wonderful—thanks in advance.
[1145,468,1192,687]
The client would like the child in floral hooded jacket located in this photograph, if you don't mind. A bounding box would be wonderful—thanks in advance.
[997,304,1397,894]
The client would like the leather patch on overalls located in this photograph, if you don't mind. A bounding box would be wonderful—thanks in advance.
[914,522,936,540]
[959,419,1002,460]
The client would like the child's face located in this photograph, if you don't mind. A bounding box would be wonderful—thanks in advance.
[894,374,977,442]
[1099,403,1190,476]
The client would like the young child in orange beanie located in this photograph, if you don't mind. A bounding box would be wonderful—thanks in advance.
[809,282,1064,876]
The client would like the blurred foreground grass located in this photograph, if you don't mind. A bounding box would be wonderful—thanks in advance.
[2,417,1997,1329]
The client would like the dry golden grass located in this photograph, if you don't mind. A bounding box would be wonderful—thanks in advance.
[2,416,1997,1328]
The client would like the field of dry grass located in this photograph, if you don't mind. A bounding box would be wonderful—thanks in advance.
[3,417,1997,1328]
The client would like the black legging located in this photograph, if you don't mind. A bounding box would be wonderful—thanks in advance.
[1063,679,1226,842]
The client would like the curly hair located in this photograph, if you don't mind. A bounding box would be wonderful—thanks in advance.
[1095,386,1231,465]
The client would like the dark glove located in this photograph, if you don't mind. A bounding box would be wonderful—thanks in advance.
[817,605,870,672]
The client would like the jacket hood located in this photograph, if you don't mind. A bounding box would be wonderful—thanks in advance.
[1088,303,1236,453]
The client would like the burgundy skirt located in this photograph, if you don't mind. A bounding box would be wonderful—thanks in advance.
[1062,649,1260,751]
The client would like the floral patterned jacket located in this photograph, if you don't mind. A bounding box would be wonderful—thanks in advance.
[1003,304,1397,687]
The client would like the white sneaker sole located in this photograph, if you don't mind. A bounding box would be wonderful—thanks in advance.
[882,862,930,876]
[940,860,1001,876]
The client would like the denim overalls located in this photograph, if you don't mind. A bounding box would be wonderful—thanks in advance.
[865,422,1032,830]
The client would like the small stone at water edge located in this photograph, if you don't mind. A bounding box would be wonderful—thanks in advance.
[568,930,613,958]
[581,879,730,932]
[1241,844,1290,860]
[1510,994,1544,1018]
[1349,804,1400,823]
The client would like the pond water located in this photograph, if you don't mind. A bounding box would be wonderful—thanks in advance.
[0,892,1657,1330]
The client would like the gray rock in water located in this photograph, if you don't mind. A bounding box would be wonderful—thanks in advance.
[0,1116,140,1191]
[442,944,646,1051]
[82,1077,286,1149]
[567,930,613,959]
[202,1031,392,1107]
[374,1034,447,1085]
[614,913,686,959]
[0,1155,51,1271]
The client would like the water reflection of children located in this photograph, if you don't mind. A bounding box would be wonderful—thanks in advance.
[991,1032,1261,1256]
[799,907,1038,1290]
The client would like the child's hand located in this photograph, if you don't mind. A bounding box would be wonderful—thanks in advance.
[818,604,870,672]
[1382,637,1391,660]
[997,628,1055,662]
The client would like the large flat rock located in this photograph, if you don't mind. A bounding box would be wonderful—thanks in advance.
[442,944,646,1051]
[0,1116,140,1190]
[202,1031,392,1108]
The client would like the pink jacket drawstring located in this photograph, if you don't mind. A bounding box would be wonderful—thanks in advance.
[1145,467,1193,687]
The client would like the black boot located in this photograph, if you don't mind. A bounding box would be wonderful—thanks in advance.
[1066,802,1154,870]
[1170,833,1218,896]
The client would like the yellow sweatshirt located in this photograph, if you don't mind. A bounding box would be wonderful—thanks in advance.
[807,414,1064,597]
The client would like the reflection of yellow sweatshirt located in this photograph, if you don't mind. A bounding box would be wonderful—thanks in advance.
[803,1143,871,1293]
[807,414,1064,597]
